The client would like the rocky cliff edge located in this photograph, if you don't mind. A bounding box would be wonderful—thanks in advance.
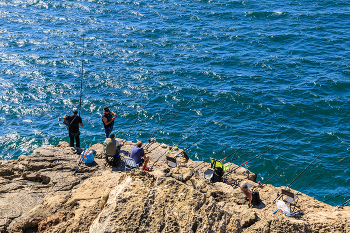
[0,140,349,233]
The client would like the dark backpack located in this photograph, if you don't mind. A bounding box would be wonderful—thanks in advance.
[250,191,261,206]
[212,167,224,183]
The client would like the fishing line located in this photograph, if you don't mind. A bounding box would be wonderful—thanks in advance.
[149,102,172,139]
[143,102,173,150]
[191,145,232,172]
[271,144,331,204]
[298,153,350,193]
[146,114,201,153]
[149,117,219,169]
[122,96,153,142]
[150,113,235,170]
[220,132,267,163]
[226,126,291,164]
[225,125,313,177]
[286,144,331,189]
[339,198,350,208]
[261,152,306,186]
[109,93,144,137]
[296,190,350,214]
[149,98,194,143]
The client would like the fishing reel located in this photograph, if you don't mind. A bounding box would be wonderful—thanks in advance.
[336,205,344,210]
[148,138,156,143]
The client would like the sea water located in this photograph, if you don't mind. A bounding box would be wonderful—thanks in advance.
[0,0,349,206]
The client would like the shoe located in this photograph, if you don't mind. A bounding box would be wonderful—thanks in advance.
[142,166,149,172]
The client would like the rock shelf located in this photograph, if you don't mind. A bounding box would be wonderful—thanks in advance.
[0,140,349,232]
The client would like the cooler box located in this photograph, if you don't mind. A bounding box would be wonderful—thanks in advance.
[81,150,94,164]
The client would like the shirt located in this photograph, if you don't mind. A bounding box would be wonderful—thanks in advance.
[129,146,145,164]
[66,115,82,133]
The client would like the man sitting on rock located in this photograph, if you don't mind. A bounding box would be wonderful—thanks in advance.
[240,182,252,203]
[129,141,149,171]
[103,133,121,166]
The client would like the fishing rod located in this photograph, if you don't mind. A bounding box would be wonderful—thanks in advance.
[261,153,304,186]
[225,125,313,176]
[191,130,261,172]
[151,114,235,170]
[227,129,291,163]
[146,115,201,153]
[143,102,173,150]
[122,97,153,142]
[112,93,144,137]
[286,145,330,189]
[149,117,222,169]
[296,190,350,214]
[185,112,255,172]
[79,36,85,117]
[191,145,232,172]
[145,98,194,149]
[272,145,331,203]
[298,153,350,194]
[149,103,172,139]
[74,137,95,174]
[220,132,266,163]
[338,198,350,208]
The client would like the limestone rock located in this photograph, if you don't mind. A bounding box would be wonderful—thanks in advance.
[0,141,349,232]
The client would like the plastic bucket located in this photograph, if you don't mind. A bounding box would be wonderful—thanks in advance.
[81,150,94,164]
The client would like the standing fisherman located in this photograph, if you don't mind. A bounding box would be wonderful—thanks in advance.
[102,106,117,138]
[63,108,83,148]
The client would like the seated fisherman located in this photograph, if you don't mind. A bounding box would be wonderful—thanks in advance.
[129,141,149,171]
[103,133,121,166]
[240,182,252,203]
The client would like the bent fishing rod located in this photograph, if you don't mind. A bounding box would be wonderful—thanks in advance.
[79,36,85,117]
[272,144,331,203]
[144,98,194,150]
[225,125,313,177]
[150,114,234,170]
[298,153,350,194]
[146,115,201,153]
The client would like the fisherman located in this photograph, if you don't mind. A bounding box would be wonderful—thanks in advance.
[240,182,252,203]
[63,108,83,148]
[102,106,117,138]
[129,141,149,171]
[103,132,120,166]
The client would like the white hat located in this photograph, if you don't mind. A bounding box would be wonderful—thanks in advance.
[73,108,78,113]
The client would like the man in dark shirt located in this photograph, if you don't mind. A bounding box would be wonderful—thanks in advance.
[102,106,117,138]
[129,141,149,171]
[63,108,83,148]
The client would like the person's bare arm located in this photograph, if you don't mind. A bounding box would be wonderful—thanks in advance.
[102,116,115,125]
[80,122,83,127]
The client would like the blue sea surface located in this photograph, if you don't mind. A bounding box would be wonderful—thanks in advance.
[0,0,349,206]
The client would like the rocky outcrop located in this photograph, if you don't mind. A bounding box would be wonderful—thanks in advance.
[0,140,349,233]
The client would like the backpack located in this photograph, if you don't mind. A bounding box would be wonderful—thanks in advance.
[250,191,261,206]
[212,167,224,182]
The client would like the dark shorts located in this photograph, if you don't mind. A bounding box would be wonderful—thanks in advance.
[138,158,144,166]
